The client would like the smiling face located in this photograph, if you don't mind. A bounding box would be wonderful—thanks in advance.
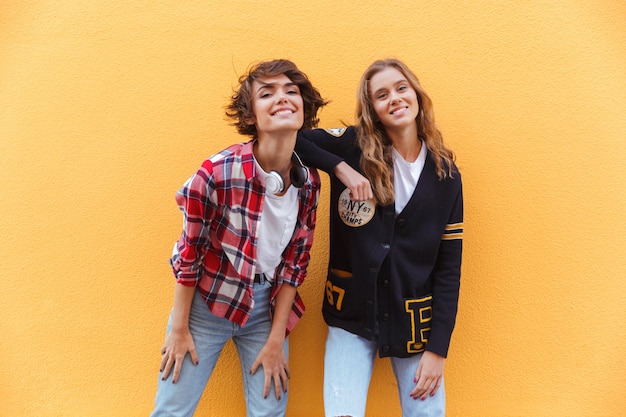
[250,74,304,137]
[368,67,420,134]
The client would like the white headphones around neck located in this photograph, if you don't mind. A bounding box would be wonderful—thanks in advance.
[265,152,309,195]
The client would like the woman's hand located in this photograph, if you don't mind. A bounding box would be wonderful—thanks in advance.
[410,351,445,400]
[159,284,198,384]
[159,328,199,384]
[250,338,290,400]
[333,161,373,201]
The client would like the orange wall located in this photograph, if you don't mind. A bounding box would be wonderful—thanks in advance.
[1,1,625,416]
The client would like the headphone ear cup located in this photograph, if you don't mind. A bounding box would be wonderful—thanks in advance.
[265,171,285,195]
[289,165,308,188]
[290,152,309,188]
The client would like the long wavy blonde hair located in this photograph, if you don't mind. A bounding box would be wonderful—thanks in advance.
[356,59,456,206]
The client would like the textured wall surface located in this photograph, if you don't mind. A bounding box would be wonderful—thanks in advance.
[1,1,625,416]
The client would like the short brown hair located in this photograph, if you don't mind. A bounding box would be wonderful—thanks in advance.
[226,59,327,137]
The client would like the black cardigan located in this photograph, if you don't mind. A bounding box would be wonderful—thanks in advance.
[296,127,463,358]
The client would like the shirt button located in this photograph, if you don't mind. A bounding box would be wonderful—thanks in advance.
[382,313,389,321]
[370,267,378,273]
[396,218,406,227]
[382,243,390,249]
[381,279,389,288]
[382,345,390,354]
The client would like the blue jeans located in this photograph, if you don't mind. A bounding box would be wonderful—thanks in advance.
[323,326,445,417]
[151,280,288,417]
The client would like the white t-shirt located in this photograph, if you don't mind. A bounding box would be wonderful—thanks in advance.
[254,159,298,282]
[392,140,427,215]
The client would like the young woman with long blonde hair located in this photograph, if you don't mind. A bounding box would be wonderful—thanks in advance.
[297,58,464,417]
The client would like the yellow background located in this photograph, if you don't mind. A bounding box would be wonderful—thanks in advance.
[1,1,625,416]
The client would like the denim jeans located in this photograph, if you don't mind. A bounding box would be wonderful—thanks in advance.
[151,280,288,417]
[323,326,445,417]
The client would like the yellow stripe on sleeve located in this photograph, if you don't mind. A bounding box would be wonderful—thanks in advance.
[445,222,464,230]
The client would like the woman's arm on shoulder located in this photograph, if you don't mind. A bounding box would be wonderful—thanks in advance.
[296,127,372,201]
[295,127,353,173]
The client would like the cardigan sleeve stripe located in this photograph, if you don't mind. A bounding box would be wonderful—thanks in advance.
[442,222,464,240]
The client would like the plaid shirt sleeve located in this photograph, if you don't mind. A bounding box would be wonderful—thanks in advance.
[170,159,217,286]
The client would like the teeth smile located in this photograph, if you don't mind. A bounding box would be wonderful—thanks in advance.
[273,110,293,116]
[391,107,407,115]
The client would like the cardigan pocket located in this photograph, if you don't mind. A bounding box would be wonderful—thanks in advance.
[404,295,433,354]
[323,269,359,319]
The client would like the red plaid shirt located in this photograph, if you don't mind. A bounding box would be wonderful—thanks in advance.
[170,140,320,333]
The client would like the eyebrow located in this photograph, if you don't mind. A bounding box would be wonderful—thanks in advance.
[256,81,298,92]
[371,79,408,96]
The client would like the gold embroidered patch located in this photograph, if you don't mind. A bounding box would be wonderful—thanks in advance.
[405,295,433,353]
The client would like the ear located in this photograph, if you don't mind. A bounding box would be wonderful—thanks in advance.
[243,116,256,125]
